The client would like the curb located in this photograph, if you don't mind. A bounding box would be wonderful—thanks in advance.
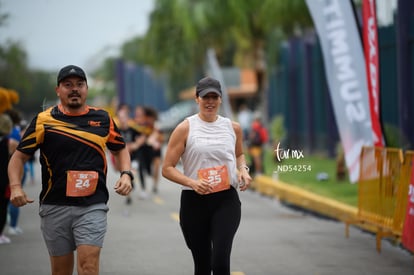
[252,176,358,222]
[251,175,378,233]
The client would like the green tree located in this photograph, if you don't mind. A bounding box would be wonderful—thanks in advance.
[88,57,118,103]
[0,3,64,116]
[97,0,313,106]
[200,0,312,113]
[141,0,208,98]
[0,40,56,116]
[0,41,30,90]
[137,0,312,104]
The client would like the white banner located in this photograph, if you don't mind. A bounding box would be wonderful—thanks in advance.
[305,0,374,182]
[206,48,233,119]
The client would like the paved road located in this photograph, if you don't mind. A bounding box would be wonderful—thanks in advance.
[1,158,413,275]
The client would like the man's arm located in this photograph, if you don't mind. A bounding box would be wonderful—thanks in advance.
[8,150,35,207]
[111,147,133,196]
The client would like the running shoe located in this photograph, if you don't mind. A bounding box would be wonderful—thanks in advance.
[8,227,23,235]
[0,235,11,244]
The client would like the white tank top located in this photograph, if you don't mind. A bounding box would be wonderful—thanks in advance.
[181,114,238,190]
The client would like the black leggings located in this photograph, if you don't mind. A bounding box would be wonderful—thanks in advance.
[180,187,241,275]
[138,158,151,189]
[0,196,9,234]
[136,146,153,190]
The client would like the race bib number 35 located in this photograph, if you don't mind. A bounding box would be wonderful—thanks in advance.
[66,170,99,197]
[198,165,230,193]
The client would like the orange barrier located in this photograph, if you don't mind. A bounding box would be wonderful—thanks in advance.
[345,147,411,252]
[394,151,413,235]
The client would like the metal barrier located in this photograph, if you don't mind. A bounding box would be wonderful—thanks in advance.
[345,147,411,252]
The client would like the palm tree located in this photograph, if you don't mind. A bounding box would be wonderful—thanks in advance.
[122,0,313,107]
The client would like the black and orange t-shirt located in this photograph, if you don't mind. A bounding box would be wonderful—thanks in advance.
[17,105,126,206]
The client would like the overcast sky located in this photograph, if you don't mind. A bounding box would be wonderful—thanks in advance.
[0,0,154,71]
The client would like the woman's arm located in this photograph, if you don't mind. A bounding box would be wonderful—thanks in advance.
[232,121,252,191]
[162,120,213,194]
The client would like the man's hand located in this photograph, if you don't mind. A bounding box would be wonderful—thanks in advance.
[10,185,34,207]
[114,177,133,196]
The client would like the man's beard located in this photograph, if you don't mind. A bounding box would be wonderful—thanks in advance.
[67,100,82,109]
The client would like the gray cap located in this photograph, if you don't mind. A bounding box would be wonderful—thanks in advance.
[195,77,222,97]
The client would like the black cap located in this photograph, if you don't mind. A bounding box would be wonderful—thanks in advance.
[57,65,87,85]
[195,77,222,97]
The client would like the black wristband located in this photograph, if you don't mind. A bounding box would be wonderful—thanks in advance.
[238,165,250,172]
[120,170,134,181]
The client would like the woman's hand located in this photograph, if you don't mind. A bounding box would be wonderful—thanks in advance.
[238,169,252,191]
[191,178,213,195]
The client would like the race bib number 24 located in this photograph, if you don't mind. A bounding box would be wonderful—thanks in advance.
[66,170,99,197]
